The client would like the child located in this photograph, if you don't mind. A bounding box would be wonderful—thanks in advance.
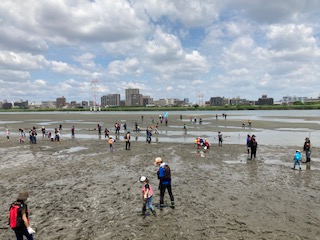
[293,150,302,170]
[108,136,114,151]
[139,176,156,216]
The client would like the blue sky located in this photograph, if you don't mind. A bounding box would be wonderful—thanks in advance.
[0,0,319,104]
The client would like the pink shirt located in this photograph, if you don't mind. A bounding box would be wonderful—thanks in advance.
[141,183,153,198]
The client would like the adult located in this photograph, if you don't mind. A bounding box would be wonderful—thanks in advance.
[303,137,311,163]
[146,129,152,143]
[9,191,35,240]
[154,157,174,209]
[104,128,109,139]
[246,134,251,157]
[218,131,223,146]
[125,131,131,150]
[41,126,46,138]
[71,125,75,139]
[250,135,258,159]
[97,124,102,135]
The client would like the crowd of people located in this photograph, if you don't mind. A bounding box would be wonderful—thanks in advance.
[5,114,316,239]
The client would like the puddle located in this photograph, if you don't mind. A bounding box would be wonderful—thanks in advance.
[56,146,89,154]
[264,159,320,171]
[223,160,247,164]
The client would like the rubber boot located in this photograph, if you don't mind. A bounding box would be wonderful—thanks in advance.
[142,206,146,216]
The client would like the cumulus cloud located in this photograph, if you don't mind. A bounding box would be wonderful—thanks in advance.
[0,51,49,70]
[107,58,143,76]
[34,79,47,86]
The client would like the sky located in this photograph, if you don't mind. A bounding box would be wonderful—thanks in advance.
[0,0,320,104]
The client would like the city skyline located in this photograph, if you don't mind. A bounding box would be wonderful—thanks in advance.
[0,1,320,103]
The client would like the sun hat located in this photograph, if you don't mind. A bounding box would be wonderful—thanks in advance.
[139,176,146,182]
[296,150,300,152]
[154,157,163,165]
[17,191,29,200]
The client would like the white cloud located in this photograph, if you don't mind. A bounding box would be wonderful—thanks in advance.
[0,51,49,70]
[50,61,89,76]
[34,79,46,86]
[107,58,142,76]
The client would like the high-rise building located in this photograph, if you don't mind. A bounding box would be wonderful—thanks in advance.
[101,94,120,107]
[82,101,89,108]
[131,93,143,106]
[56,96,66,108]
[143,96,153,107]
[210,97,224,106]
[125,88,140,106]
[257,95,274,105]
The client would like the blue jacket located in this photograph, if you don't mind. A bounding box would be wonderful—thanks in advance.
[158,164,171,185]
[294,152,301,161]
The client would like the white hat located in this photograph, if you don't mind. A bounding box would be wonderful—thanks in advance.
[139,176,146,182]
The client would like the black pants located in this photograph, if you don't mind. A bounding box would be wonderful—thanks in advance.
[160,184,174,205]
[14,226,34,240]
[251,147,257,159]
[126,141,130,150]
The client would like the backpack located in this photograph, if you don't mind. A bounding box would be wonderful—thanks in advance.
[9,203,24,229]
[163,165,171,180]
[251,140,257,147]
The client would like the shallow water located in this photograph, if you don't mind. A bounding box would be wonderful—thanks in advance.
[1,110,320,146]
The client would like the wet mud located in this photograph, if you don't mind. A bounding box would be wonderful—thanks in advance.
[1,112,320,239]
[1,139,320,240]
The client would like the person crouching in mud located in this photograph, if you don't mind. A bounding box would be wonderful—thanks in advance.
[154,157,174,209]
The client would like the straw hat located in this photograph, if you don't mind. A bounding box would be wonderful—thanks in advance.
[154,157,163,165]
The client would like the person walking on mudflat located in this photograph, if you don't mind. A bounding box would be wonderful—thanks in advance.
[246,134,251,157]
[218,131,223,146]
[9,191,36,240]
[303,137,311,163]
[108,136,114,151]
[139,176,156,216]
[250,135,258,159]
[125,131,131,150]
[292,150,302,170]
[154,157,174,209]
